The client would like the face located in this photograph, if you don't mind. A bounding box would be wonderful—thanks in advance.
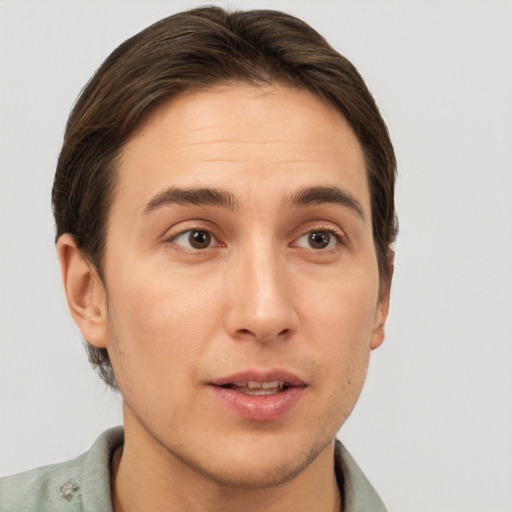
[90,84,389,487]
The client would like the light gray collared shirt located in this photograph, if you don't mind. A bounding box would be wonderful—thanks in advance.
[0,427,387,511]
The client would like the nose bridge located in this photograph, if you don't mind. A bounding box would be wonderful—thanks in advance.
[226,234,297,342]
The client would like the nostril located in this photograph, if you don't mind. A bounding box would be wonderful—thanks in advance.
[235,327,291,343]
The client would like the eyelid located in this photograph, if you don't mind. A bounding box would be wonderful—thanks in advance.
[163,222,223,250]
[162,220,346,251]
[290,223,347,249]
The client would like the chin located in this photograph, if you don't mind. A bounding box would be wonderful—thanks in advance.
[170,432,334,490]
[188,452,313,489]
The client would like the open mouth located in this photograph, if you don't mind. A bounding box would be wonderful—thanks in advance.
[219,380,289,396]
[210,372,306,420]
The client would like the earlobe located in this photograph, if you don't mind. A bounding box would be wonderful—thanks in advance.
[371,282,391,350]
[370,250,394,350]
[370,301,388,350]
[370,320,386,350]
[57,234,108,348]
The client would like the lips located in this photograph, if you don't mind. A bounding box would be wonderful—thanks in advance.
[211,370,306,388]
[222,380,286,395]
[209,370,306,421]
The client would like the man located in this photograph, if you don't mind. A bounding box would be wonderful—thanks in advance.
[0,6,396,512]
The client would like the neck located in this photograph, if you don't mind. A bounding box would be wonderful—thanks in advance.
[111,421,341,512]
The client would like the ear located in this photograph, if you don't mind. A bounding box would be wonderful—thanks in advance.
[370,250,394,350]
[57,234,108,348]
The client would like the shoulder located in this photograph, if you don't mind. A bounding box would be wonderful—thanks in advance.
[0,427,123,512]
[334,439,388,512]
[0,455,85,512]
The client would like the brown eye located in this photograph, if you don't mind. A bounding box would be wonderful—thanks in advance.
[294,229,340,250]
[308,231,331,249]
[172,229,215,250]
[188,230,212,249]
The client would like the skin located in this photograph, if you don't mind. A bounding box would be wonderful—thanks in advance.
[58,83,391,512]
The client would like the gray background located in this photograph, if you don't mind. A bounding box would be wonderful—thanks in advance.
[1,1,511,510]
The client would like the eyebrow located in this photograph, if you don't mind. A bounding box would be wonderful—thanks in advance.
[288,186,366,223]
[143,187,240,215]
[143,185,365,223]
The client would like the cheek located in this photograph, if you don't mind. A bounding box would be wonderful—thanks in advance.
[108,263,219,337]
[301,271,379,389]
[304,268,379,342]
[313,305,374,427]
[104,269,221,396]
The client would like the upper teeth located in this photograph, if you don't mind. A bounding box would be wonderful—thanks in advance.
[231,380,283,389]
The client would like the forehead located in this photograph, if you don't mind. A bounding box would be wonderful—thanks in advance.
[131,82,359,157]
[114,83,369,218]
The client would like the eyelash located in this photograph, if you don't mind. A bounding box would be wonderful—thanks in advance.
[164,223,223,252]
[293,226,345,251]
[165,224,346,252]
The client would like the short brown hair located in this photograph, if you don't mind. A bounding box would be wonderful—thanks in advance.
[52,6,397,388]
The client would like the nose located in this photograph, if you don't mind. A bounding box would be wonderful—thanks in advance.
[224,245,299,343]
